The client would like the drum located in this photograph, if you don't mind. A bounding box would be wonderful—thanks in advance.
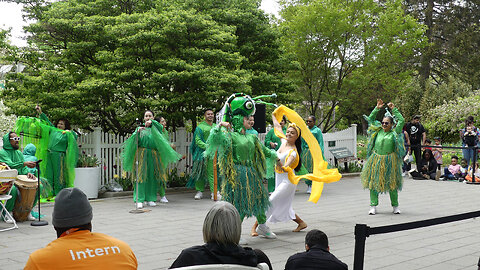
[0,168,17,195]
[13,175,38,222]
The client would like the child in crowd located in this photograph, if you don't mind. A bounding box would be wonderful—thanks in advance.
[432,137,443,171]
[459,158,469,179]
[424,139,432,150]
[441,156,461,180]
[465,163,480,183]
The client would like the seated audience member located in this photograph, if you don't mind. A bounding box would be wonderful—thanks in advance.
[432,137,443,171]
[413,149,438,180]
[24,188,137,270]
[170,201,272,270]
[285,229,347,270]
[440,155,461,180]
[458,158,469,179]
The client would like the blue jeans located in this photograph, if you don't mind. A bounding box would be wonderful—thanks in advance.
[443,168,456,180]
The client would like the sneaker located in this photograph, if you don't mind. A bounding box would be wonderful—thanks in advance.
[239,238,248,245]
[425,174,430,180]
[211,191,222,201]
[147,201,157,207]
[368,206,376,215]
[27,213,36,221]
[306,186,312,194]
[136,202,144,209]
[160,196,168,203]
[4,213,14,224]
[402,172,406,177]
[393,206,401,214]
[256,224,277,239]
[435,170,441,181]
[194,191,203,200]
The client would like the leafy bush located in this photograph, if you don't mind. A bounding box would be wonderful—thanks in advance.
[423,90,480,143]
[167,167,189,188]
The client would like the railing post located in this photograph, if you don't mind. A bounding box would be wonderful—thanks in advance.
[354,223,369,270]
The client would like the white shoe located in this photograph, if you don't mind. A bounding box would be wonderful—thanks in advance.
[194,191,203,200]
[147,201,157,207]
[239,238,248,245]
[28,213,36,221]
[160,196,168,203]
[306,186,312,194]
[369,206,376,215]
[211,191,222,201]
[4,212,14,224]
[136,202,144,209]
[393,206,401,214]
[402,172,406,177]
[256,224,277,239]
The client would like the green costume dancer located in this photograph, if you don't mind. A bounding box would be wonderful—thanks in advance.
[187,109,218,200]
[0,132,37,222]
[157,116,178,202]
[205,93,277,239]
[301,116,325,193]
[264,122,286,192]
[361,99,405,215]
[15,106,78,197]
[123,111,181,208]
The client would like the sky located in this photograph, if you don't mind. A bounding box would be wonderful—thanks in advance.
[0,0,280,47]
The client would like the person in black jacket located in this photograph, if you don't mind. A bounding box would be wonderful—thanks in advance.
[170,201,272,270]
[411,149,438,180]
[285,229,347,270]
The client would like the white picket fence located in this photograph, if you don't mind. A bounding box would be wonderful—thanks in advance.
[78,125,357,186]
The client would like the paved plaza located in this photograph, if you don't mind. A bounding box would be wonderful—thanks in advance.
[2,175,480,270]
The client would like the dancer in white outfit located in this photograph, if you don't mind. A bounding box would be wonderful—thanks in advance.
[251,114,307,236]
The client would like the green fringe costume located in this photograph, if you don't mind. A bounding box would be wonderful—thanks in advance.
[186,121,217,193]
[301,125,325,187]
[15,114,79,197]
[0,134,40,217]
[205,122,277,223]
[361,107,405,206]
[264,126,286,192]
[122,120,181,203]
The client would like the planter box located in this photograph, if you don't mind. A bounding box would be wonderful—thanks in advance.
[74,167,101,199]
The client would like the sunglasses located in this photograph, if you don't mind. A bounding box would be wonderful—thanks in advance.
[10,137,20,141]
[306,120,313,123]
[381,122,391,125]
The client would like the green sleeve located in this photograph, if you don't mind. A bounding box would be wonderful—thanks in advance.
[195,129,207,150]
[122,128,139,172]
[150,119,164,133]
[0,150,28,175]
[367,107,380,123]
[393,108,405,134]
[264,129,274,147]
[315,128,325,155]
[39,112,54,127]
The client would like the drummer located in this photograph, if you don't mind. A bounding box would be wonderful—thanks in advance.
[0,132,37,223]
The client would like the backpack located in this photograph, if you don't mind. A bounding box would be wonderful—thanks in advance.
[464,127,478,147]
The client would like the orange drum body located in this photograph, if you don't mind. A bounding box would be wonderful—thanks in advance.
[13,175,38,222]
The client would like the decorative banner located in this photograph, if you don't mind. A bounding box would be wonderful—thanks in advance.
[272,105,342,203]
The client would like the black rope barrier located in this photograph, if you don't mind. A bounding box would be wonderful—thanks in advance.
[353,210,480,270]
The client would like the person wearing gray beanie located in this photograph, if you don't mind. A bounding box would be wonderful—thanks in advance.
[25,188,137,269]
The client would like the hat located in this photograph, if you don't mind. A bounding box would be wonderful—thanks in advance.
[52,188,93,228]
[434,137,441,140]
[413,115,422,119]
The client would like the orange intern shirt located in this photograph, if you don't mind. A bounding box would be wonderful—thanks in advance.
[24,230,137,270]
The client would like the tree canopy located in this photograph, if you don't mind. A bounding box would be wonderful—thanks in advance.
[278,0,426,132]
[2,0,293,135]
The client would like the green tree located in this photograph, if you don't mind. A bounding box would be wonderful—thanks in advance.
[3,0,293,134]
[279,0,426,132]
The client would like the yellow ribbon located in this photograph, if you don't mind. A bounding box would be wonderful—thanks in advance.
[272,105,342,203]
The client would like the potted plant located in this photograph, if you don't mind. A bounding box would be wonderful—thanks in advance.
[74,152,101,199]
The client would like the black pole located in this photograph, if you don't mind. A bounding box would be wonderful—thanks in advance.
[31,160,48,226]
[353,224,369,270]
[472,146,477,183]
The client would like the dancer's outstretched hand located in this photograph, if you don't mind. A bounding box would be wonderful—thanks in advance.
[376,99,384,109]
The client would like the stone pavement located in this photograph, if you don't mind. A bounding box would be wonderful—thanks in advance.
[2,175,480,270]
